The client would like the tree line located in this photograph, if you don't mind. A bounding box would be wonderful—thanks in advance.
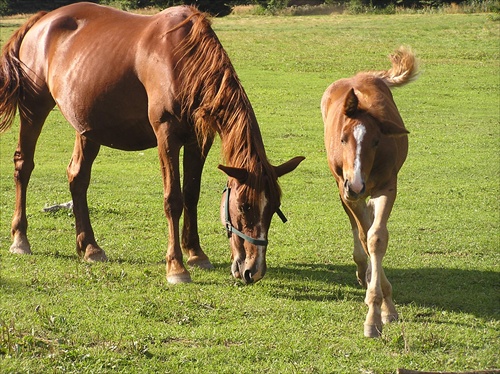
[0,0,485,16]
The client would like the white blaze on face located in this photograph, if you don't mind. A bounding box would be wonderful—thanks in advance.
[351,124,366,193]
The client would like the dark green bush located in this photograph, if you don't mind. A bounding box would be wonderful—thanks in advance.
[0,0,233,16]
[0,0,497,16]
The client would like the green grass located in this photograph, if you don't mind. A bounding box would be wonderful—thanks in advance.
[1,11,499,373]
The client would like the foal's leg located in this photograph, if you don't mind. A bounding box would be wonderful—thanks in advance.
[342,199,368,288]
[182,138,214,269]
[156,129,191,284]
[67,134,106,261]
[367,198,398,325]
[363,192,398,337]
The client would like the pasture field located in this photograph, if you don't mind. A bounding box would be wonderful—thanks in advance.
[0,10,499,374]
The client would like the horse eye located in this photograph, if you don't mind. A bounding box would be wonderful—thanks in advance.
[239,203,251,213]
[341,136,347,145]
[373,139,380,147]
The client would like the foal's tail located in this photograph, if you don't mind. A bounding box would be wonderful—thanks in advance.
[369,46,419,88]
[0,11,47,133]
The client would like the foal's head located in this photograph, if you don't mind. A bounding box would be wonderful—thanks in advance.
[219,157,304,284]
[339,88,408,201]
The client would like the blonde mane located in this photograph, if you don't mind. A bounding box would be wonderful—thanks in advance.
[173,9,281,203]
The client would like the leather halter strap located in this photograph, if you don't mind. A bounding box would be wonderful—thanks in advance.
[223,187,287,246]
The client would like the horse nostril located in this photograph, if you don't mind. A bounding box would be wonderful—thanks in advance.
[359,182,366,195]
[243,269,253,284]
[344,179,365,198]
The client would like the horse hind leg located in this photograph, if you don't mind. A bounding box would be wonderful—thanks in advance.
[380,267,398,324]
[10,131,39,255]
[67,133,106,261]
[362,198,377,285]
[9,101,53,255]
[182,138,214,270]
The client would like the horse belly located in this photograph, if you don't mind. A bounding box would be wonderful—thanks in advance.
[59,82,157,151]
[80,119,157,151]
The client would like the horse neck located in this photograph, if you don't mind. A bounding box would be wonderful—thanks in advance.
[219,106,269,172]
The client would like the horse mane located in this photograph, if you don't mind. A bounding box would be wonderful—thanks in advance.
[172,8,281,203]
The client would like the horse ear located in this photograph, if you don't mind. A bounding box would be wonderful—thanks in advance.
[218,164,248,182]
[380,120,410,137]
[344,88,358,117]
[274,156,305,178]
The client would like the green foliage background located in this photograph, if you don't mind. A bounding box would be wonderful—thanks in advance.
[1,0,497,15]
[0,0,233,16]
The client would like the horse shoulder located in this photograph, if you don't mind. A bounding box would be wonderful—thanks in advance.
[371,135,408,183]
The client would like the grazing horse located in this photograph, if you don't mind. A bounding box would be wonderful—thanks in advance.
[321,47,418,337]
[0,3,304,284]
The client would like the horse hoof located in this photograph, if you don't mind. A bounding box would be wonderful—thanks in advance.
[84,248,108,262]
[356,272,367,288]
[364,324,382,338]
[382,313,398,324]
[10,235,32,255]
[187,256,214,270]
[167,272,192,284]
[9,243,32,255]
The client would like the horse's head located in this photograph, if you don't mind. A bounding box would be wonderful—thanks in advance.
[339,88,408,201]
[218,157,304,284]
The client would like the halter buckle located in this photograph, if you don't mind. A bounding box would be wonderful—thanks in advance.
[225,222,232,238]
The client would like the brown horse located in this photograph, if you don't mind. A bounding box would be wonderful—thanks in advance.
[0,3,304,284]
[321,47,418,337]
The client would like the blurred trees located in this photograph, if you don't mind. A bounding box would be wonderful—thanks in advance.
[0,0,490,16]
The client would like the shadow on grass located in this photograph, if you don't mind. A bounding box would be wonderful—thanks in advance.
[5,250,498,321]
[266,262,500,321]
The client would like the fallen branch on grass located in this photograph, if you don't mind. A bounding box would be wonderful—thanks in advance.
[42,201,73,212]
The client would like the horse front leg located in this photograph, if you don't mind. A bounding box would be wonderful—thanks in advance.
[67,134,106,261]
[156,130,191,284]
[182,137,214,270]
[363,192,398,337]
[341,198,369,288]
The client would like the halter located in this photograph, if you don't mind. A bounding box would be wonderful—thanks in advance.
[223,186,287,246]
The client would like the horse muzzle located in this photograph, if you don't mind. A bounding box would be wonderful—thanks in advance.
[231,257,266,284]
[344,178,366,201]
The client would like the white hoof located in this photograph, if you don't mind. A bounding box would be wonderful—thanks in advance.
[10,236,32,255]
[382,313,399,324]
[187,257,214,270]
[364,324,382,338]
[84,247,108,262]
[167,273,192,284]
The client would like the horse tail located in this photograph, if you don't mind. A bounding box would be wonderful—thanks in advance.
[0,11,47,133]
[370,46,419,88]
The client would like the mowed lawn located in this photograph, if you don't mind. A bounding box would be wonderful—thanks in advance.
[0,9,498,373]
